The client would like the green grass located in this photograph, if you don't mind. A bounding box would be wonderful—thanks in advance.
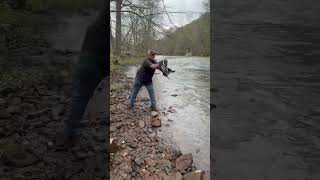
[111,54,144,74]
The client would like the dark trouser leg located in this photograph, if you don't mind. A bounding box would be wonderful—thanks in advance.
[64,53,107,138]
[145,83,156,108]
[129,79,143,106]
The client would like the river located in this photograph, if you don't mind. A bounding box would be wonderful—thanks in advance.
[126,56,210,175]
[213,1,320,179]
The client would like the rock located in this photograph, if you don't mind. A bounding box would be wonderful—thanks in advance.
[122,165,132,174]
[173,172,183,180]
[127,137,137,148]
[196,148,200,153]
[115,122,123,129]
[168,119,174,122]
[122,151,128,157]
[110,138,119,153]
[151,117,161,127]
[183,170,205,180]
[158,172,170,180]
[168,109,177,113]
[121,144,127,149]
[165,124,170,127]
[2,145,39,168]
[135,155,144,165]
[171,94,178,97]
[48,141,53,146]
[141,175,153,180]
[147,128,154,134]
[110,126,116,132]
[6,105,20,114]
[145,157,157,167]
[157,159,172,171]
[139,120,145,128]
[175,153,193,171]
[167,145,182,160]
[151,111,158,117]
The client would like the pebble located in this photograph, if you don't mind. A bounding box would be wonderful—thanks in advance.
[135,156,144,165]
[168,109,177,113]
[139,120,145,128]
[151,111,158,117]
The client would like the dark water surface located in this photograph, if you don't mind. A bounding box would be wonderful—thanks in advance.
[126,56,210,174]
[213,1,320,179]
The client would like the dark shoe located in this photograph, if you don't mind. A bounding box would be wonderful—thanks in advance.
[150,105,158,111]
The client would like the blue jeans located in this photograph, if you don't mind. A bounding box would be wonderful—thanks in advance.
[64,52,107,138]
[130,79,156,107]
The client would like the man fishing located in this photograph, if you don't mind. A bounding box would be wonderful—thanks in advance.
[129,50,174,111]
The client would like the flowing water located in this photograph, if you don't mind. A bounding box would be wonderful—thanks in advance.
[126,56,210,174]
[213,1,320,179]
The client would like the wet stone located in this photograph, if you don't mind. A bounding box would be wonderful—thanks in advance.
[167,109,177,113]
[151,111,158,117]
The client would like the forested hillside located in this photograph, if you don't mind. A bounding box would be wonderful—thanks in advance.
[153,13,210,56]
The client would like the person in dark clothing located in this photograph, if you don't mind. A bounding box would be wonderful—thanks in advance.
[129,50,161,110]
[55,2,108,146]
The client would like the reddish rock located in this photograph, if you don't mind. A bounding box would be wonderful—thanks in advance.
[174,172,183,180]
[145,157,157,167]
[183,170,206,180]
[151,117,161,127]
[175,153,193,171]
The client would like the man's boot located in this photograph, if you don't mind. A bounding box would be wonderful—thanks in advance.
[150,104,157,111]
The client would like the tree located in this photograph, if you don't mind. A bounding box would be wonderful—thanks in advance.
[115,0,122,56]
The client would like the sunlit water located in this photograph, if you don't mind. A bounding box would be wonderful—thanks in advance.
[126,56,210,174]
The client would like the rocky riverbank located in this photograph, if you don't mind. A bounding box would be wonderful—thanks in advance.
[0,11,108,179]
[110,72,206,180]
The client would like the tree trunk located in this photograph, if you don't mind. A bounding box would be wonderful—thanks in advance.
[115,0,122,56]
